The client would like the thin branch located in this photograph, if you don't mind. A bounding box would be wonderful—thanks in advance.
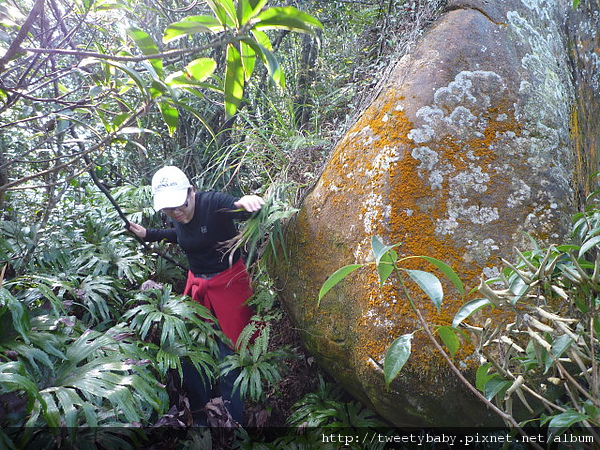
[0,103,149,192]
[21,39,226,63]
[0,0,46,74]
[79,138,187,271]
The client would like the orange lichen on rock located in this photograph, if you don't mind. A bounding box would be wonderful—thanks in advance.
[349,88,527,379]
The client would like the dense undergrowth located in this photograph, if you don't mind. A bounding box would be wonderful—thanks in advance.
[0,184,387,449]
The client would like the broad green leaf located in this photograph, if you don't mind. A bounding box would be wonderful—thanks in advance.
[436,326,460,358]
[377,259,396,287]
[163,16,223,43]
[103,60,149,99]
[224,44,245,119]
[240,37,284,89]
[40,390,61,427]
[255,40,285,89]
[65,330,113,367]
[384,333,413,388]
[371,235,400,266]
[81,402,98,427]
[573,0,581,8]
[555,244,580,253]
[240,41,256,81]
[55,388,79,428]
[158,99,178,135]
[126,27,159,56]
[475,362,493,391]
[452,298,492,328]
[475,361,512,402]
[236,0,269,24]
[403,269,443,312]
[0,365,42,408]
[253,7,323,34]
[185,58,217,82]
[251,29,272,50]
[371,236,400,286]
[483,377,511,401]
[126,27,162,76]
[318,264,362,305]
[578,235,600,257]
[206,0,237,27]
[551,334,573,358]
[0,288,30,343]
[548,410,588,429]
[407,256,464,296]
[10,344,54,375]
[244,0,268,21]
[165,72,216,91]
[237,0,252,24]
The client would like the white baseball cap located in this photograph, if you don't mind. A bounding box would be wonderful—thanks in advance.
[151,166,191,211]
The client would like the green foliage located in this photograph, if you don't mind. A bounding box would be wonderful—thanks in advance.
[459,205,600,439]
[1,0,326,203]
[0,191,221,446]
[163,2,322,118]
[0,287,168,435]
[221,182,299,267]
[287,374,385,428]
[319,235,464,388]
[317,264,362,305]
[220,322,296,403]
[123,286,220,380]
[383,333,413,388]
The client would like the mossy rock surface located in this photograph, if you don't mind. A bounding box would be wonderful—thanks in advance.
[275,0,600,427]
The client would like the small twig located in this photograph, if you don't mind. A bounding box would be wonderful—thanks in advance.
[0,103,147,192]
[481,348,567,413]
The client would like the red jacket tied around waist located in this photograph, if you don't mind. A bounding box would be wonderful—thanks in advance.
[183,258,253,347]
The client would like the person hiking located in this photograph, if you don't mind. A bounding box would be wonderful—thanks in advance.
[128,165,264,426]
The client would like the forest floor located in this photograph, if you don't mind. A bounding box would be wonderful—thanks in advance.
[253,309,321,428]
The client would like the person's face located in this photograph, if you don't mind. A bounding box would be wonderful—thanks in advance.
[162,188,195,223]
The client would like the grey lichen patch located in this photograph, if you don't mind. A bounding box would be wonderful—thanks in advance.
[407,71,507,238]
[407,71,505,149]
[506,179,532,208]
[507,9,572,165]
[464,237,500,263]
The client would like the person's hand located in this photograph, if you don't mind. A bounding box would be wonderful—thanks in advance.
[234,195,265,213]
[127,222,147,239]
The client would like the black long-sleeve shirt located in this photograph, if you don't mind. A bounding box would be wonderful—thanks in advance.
[145,191,246,275]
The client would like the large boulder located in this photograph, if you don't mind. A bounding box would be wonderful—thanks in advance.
[275,0,599,427]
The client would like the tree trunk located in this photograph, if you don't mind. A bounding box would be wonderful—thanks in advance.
[294,33,320,131]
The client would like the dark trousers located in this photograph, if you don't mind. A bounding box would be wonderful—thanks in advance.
[182,339,243,425]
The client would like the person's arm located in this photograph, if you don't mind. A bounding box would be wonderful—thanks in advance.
[233,194,265,212]
[127,222,178,243]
